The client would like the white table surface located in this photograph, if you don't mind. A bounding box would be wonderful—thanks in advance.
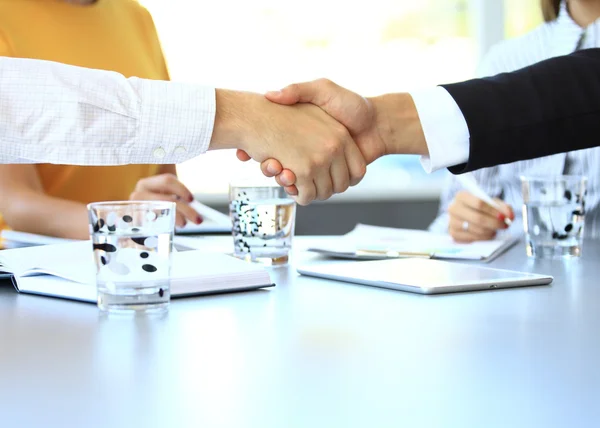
[1,236,599,428]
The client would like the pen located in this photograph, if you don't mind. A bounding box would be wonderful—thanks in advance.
[456,173,512,227]
[355,249,431,258]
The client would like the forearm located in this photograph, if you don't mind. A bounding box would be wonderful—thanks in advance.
[210,89,264,153]
[368,93,428,157]
[2,192,89,240]
[210,89,301,159]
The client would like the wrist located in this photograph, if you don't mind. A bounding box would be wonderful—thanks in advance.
[369,93,428,156]
[210,89,256,152]
[368,95,392,156]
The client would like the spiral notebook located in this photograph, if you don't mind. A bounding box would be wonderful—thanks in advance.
[0,241,273,302]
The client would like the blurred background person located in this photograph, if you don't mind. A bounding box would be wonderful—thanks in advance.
[0,0,201,240]
[429,0,600,242]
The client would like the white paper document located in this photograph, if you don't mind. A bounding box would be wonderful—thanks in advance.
[0,202,230,249]
[175,201,231,234]
[0,230,78,248]
[308,224,518,262]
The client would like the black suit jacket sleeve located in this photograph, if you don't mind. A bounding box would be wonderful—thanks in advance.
[441,48,600,174]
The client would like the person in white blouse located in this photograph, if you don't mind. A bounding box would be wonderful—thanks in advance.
[427,0,600,241]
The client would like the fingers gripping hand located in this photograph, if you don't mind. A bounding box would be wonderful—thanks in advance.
[237,149,299,195]
[265,79,386,168]
[243,104,365,204]
[236,150,252,162]
[243,79,377,199]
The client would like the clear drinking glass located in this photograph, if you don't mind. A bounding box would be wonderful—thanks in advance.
[521,175,587,258]
[229,184,296,265]
[87,201,175,313]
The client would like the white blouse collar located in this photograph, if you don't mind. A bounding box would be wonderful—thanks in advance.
[550,0,600,56]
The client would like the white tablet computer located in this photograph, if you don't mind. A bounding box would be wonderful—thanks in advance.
[297,258,553,295]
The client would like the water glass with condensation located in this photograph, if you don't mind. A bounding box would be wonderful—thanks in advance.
[229,184,296,265]
[521,175,587,258]
[87,201,175,313]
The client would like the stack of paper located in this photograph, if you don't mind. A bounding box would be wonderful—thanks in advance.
[308,224,518,262]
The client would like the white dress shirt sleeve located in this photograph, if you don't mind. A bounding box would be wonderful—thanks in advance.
[0,57,215,165]
[409,86,470,172]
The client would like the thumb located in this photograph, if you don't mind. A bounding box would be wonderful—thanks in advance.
[265,88,299,105]
[269,79,367,138]
[265,80,330,106]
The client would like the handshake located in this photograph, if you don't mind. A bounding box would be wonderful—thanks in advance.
[212,79,428,205]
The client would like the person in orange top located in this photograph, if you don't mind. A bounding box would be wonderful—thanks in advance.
[0,0,201,239]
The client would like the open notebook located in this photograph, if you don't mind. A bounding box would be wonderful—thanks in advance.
[0,241,273,302]
[308,224,518,262]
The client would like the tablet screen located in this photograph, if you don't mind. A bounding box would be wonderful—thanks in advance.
[300,258,552,291]
[368,259,542,287]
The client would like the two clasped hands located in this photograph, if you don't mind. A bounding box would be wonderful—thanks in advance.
[218,78,427,206]
[158,78,427,227]
[235,79,385,205]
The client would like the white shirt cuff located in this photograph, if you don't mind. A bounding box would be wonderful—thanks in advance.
[136,78,215,164]
[409,86,470,172]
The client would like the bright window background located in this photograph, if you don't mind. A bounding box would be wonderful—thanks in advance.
[505,0,544,38]
[140,0,543,203]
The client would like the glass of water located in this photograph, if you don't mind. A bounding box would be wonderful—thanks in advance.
[87,201,175,313]
[521,175,587,258]
[229,184,296,265]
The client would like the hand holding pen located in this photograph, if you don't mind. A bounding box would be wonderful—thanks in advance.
[447,173,515,243]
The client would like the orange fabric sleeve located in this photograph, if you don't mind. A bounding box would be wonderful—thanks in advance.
[136,5,170,81]
[0,28,14,57]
